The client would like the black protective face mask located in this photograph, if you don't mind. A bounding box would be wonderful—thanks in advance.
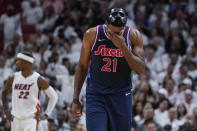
[107,8,127,27]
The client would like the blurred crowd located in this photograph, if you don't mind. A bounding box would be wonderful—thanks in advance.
[0,0,197,131]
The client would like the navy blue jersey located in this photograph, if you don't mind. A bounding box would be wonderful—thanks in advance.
[87,24,132,94]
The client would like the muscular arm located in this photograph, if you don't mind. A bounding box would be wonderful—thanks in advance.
[107,27,145,74]
[73,27,96,100]
[37,76,50,90]
[2,76,14,110]
[121,29,145,74]
[37,77,58,117]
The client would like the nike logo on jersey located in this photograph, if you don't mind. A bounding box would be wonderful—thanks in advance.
[125,92,131,96]
[14,83,34,90]
[98,38,106,41]
[94,45,124,57]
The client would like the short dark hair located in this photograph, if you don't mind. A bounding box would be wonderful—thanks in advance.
[22,51,34,58]
[177,103,187,119]
[107,7,128,17]
[62,57,69,64]
[146,44,157,52]
[144,118,155,126]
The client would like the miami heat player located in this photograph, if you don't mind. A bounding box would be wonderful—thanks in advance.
[2,52,58,131]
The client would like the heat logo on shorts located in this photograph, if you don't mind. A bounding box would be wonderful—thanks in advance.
[94,45,124,57]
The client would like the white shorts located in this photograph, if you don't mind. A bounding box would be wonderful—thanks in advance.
[11,117,39,131]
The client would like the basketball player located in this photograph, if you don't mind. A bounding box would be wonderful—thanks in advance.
[2,52,58,131]
[72,8,145,131]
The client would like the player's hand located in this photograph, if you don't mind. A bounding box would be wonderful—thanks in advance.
[106,28,125,49]
[4,110,13,121]
[34,113,48,121]
[71,102,82,120]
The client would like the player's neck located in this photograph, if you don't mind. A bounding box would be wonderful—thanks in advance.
[21,69,33,78]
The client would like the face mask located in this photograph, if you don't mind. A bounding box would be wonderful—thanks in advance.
[107,8,127,27]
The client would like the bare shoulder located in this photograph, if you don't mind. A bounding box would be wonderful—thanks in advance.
[84,27,97,36]
[130,29,142,38]
[129,28,143,47]
[5,75,14,86]
[83,27,97,41]
[38,76,45,82]
[4,76,14,91]
[129,28,144,60]
[82,27,97,49]
[37,76,49,90]
[6,76,14,83]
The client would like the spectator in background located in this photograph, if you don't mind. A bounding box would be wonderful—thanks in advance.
[176,103,187,125]
[35,27,49,47]
[176,78,193,104]
[37,6,58,32]
[25,34,38,52]
[62,57,75,75]
[22,0,43,24]
[137,103,162,131]
[148,4,169,30]
[179,122,197,131]
[183,89,197,113]
[151,36,165,58]
[48,119,58,131]
[69,32,82,54]
[56,110,70,131]
[145,44,164,74]
[131,117,137,131]
[135,67,159,93]
[134,5,150,32]
[69,119,78,131]
[133,102,144,125]
[0,56,12,91]
[4,44,16,68]
[135,91,146,106]
[165,30,187,56]
[187,31,197,59]
[157,63,174,86]
[36,60,47,76]
[164,77,177,105]
[169,51,183,85]
[0,4,22,48]
[25,34,42,67]
[187,61,197,80]
[46,52,68,77]
[154,99,169,127]
[165,107,180,131]
[48,84,67,120]
[43,0,64,14]
[53,18,75,40]
[43,37,60,63]
[141,83,156,106]
[163,124,172,131]
[12,34,25,53]
[144,119,157,131]
[157,88,168,103]
[1,119,11,131]
[192,107,197,126]
[75,124,86,131]
[64,32,82,64]
[170,8,188,30]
